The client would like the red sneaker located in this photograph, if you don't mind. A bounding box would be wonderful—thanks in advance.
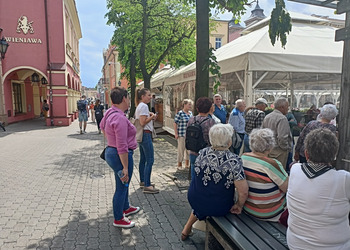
[124,206,140,217]
[113,217,135,228]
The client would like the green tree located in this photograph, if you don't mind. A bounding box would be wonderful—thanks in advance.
[184,0,291,109]
[106,0,196,93]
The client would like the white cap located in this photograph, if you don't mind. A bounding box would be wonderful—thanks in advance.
[255,98,268,106]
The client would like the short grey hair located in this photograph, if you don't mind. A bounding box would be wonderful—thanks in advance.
[274,98,288,109]
[305,128,338,164]
[249,128,276,153]
[213,94,222,98]
[320,104,338,121]
[235,99,244,106]
[209,124,233,149]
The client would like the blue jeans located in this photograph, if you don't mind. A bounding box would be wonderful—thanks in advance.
[105,147,134,221]
[233,133,245,155]
[138,132,154,187]
[189,153,198,181]
[243,134,251,153]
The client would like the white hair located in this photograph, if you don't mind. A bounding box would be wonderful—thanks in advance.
[320,104,338,121]
[209,124,233,149]
[274,98,288,109]
[249,128,276,153]
[235,99,244,106]
[213,94,222,98]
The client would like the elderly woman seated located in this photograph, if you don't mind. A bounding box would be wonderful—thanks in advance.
[241,128,289,224]
[287,128,350,249]
[181,124,248,241]
[295,104,338,163]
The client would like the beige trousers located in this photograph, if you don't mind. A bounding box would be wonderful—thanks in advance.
[269,148,288,169]
[177,137,189,163]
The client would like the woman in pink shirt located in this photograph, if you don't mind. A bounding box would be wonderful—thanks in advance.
[100,87,140,229]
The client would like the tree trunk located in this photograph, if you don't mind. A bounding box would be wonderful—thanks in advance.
[195,0,210,114]
[129,46,137,118]
[336,11,350,172]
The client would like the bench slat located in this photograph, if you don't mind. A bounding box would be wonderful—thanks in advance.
[211,216,257,249]
[249,216,289,248]
[214,215,272,249]
[231,213,288,249]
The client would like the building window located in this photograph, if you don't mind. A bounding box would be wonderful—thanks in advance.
[13,83,24,114]
[215,38,222,49]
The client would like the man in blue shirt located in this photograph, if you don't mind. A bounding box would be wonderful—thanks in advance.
[228,99,246,155]
[213,94,227,123]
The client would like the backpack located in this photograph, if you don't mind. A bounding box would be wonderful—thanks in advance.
[77,100,86,112]
[185,117,209,153]
[95,105,103,120]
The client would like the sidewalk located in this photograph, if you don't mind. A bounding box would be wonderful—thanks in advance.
[0,119,205,250]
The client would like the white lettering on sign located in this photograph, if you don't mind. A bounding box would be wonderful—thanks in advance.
[5,37,42,44]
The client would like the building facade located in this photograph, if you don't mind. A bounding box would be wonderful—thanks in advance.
[101,44,129,108]
[0,0,82,126]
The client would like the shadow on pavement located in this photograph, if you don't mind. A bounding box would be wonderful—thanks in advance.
[67,131,105,142]
[0,118,56,138]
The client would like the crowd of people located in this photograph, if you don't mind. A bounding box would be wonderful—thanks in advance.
[81,88,349,248]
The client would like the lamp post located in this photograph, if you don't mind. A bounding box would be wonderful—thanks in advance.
[0,28,9,125]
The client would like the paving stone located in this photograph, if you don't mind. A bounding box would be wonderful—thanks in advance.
[0,120,204,249]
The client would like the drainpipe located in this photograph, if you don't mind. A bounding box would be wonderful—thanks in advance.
[44,0,53,126]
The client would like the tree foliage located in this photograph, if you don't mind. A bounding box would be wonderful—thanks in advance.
[269,0,292,48]
[106,0,197,91]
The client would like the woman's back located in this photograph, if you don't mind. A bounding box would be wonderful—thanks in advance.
[287,163,350,249]
[188,147,245,219]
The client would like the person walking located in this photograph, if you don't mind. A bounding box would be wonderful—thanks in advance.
[100,87,140,228]
[77,95,89,134]
[42,99,49,118]
[94,99,104,134]
[243,98,268,152]
[213,94,227,123]
[135,88,159,194]
[262,98,292,168]
[89,101,95,122]
[174,99,193,170]
[228,99,246,155]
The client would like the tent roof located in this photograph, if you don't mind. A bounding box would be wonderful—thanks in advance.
[159,18,343,87]
[217,22,343,74]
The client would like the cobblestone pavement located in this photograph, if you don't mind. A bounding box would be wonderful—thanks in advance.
[0,119,205,250]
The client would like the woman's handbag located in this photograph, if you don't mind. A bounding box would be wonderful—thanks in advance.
[100,147,106,160]
[134,119,144,143]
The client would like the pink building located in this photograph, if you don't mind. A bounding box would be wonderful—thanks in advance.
[0,0,82,126]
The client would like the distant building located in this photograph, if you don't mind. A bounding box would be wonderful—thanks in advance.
[0,0,82,126]
[229,18,244,42]
[81,87,98,102]
[210,20,229,49]
[101,44,129,108]
[244,1,266,27]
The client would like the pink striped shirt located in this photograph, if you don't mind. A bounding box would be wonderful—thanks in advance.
[100,106,137,154]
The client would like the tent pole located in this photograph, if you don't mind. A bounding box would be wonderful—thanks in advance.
[244,70,253,106]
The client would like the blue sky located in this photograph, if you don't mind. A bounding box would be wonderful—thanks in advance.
[76,0,344,88]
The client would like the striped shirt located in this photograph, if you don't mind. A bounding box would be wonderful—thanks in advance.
[241,153,288,221]
[174,110,192,137]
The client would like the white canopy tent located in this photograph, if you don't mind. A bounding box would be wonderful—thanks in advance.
[155,12,343,106]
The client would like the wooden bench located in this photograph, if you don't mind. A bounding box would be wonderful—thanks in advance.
[205,213,288,250]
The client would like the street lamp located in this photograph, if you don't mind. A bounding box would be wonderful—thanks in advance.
[41,77,48,85]
[0,28,9,59]
[31,72,40,82]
